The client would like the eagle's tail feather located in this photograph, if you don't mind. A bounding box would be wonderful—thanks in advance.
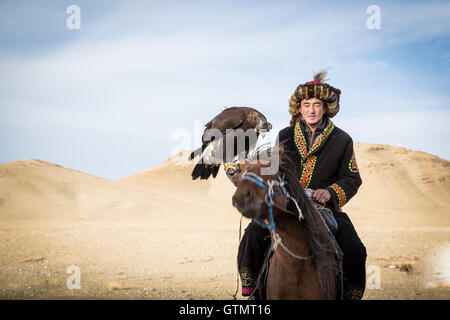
[191,163,203,180]
[191,163,220,180]
[201,165,209,180]
[211,165,220,178]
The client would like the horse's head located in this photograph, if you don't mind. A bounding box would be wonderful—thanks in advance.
[232,158,288,221]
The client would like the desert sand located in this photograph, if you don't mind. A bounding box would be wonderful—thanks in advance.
[0,143,449,299]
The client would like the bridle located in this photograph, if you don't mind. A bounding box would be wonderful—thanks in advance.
[237,168,345,300]
[239,170,313,260]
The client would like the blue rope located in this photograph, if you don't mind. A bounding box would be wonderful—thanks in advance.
[240,175,268,190]
[241,174,280,231]
[253,218,270,229]
[279,173,290,206]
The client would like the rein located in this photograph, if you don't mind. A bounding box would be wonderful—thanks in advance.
[239,170,312,261]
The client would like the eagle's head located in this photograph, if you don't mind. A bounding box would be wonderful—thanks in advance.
[255,118,272,136]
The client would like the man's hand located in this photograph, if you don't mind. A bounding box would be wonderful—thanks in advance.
[312,188,331,204]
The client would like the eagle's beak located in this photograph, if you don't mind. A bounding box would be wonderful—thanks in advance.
[255,121,271,137]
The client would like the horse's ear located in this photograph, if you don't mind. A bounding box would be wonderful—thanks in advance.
[239,159,250,171]
[274,142,286,166]
[266,144,283,163]
[278,144,285,156]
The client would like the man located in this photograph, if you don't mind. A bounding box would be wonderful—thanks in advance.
[237,71,367,300]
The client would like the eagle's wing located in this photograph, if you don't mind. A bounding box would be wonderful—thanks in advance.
[189,109,245,161]
[205,107,245,136]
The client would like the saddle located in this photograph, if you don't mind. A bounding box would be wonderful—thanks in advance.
[317,206,338,237]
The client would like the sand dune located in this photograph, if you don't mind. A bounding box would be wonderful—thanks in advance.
[0,158,201,225]
[0,153,238,227]
[347,143,450,227]
[0,144,449,227]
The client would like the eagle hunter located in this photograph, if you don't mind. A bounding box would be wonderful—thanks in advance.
[188,107,272,180]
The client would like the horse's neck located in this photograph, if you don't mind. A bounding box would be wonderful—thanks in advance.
[271,210,311,266]
[267,209,322,299]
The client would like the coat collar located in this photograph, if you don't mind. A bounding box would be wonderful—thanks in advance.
[294,118,335,159]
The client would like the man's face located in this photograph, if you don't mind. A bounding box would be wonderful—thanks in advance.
[299,98,325,126]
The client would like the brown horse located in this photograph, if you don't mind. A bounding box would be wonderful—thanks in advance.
[232,148,342,300]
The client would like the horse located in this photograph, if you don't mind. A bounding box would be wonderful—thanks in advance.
[232,147,342,300]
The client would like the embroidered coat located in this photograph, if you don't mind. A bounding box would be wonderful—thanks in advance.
[278,118,362,212]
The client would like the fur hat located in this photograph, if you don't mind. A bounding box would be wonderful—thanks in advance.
[289,70,341,121]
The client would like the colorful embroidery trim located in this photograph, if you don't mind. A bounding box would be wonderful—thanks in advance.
[348,153,359,173]
[294,119,335,160]
[300,156,317,188]
[294,120,308,159]
[330,183,346,211]
[239,267,255,288]
[309,121,335,155]
[242,287,255,295]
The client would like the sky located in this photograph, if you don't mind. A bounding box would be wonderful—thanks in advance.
[0,0,449,179]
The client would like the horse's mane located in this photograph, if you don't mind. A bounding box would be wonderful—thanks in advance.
[278,147,340,300]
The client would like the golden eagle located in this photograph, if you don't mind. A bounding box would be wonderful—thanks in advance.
[188,107,272,180]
